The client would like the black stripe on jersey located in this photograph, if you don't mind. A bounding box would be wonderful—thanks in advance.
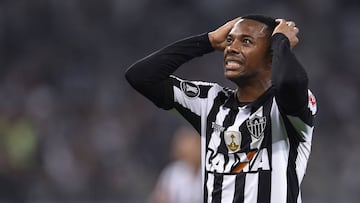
[260,98,274,153]
[204,91,228,203]
[199,85,213,98]
[212,173,224,203]
[283,115,301,202]
[256,99,273,203]
[258,170,271,203]
[249,87,275,115]
[171,76,182,89]
[233,173,246,203]
[238,121,252,153]
[211,107,239,201]
[174,102,201,133]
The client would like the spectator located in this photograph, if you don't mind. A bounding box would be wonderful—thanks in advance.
[150,126,202,203]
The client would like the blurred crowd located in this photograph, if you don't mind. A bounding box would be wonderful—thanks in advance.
[0,0,359,202]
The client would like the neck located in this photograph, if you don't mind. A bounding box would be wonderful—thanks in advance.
[236,79,271,103]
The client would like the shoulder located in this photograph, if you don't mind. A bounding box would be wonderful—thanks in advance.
[170,75,233,99]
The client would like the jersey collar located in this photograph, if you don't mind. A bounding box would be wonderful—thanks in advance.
[223,86,275,112]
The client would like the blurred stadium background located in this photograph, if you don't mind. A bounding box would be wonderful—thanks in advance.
[0,0,359,202]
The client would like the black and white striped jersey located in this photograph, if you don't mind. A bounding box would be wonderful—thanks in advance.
[170,76,316,203]
[125,32,317,203]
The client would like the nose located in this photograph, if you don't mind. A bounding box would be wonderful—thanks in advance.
[226,40,240,55]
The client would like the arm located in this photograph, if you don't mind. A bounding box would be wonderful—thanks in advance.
[125,18,240,109]
[271,19,309,115]
[125,34,214,109]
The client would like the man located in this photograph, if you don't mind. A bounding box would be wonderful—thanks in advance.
[125,15,317,203]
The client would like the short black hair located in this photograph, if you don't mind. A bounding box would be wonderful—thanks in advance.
[241,14,278,32]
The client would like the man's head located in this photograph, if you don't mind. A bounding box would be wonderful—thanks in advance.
[172,126,200,168]
[241,15,277,34]
[224,14,277,86]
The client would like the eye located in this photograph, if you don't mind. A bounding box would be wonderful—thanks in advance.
[243,38,252,44]
[226,36,233,43]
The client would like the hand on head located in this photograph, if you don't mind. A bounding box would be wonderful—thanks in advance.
[273,19,300,49]
[208,17,241,50]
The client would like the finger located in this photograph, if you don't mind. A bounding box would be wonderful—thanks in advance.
[275,19,286,24]
[233,17,242,22]
[227,17,241,25]
[221,17,241,31]
[286,21,296,27]
[293,27,299,33]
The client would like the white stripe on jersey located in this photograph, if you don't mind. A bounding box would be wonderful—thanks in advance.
[288,116,313,185]
[244,173,259,203]
[221,175,236,202]
[174,86,203,116]
[270,99,289,203]
[206,173,214,203]
[287,116,314,142]
[199,83,225,199]
[206,106,229,172]
[297,191,302,203]
[227,106,251,132]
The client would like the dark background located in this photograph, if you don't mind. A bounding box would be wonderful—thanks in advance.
[0,0,359,202]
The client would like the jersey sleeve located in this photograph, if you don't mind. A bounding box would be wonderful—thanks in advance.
[169,75,219,132]
[285,89,317,142]
[125,33,214,110]
[271,33,317,141]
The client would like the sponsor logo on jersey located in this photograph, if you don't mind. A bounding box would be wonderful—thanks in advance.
[180,81,200,98]
[212,122,225,133]
[246,115,266,139]
[224,131,241,153]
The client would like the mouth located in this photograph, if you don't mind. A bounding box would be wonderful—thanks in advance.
[224,59,244,70]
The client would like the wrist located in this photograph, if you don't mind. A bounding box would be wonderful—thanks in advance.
[208,32,216,49]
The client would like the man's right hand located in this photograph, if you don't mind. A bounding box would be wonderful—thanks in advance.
[208,17,241,51]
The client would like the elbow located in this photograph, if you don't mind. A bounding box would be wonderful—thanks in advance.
[125,65,142,89]
[124,67,134,85]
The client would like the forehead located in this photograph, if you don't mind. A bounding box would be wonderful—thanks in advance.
[229,19,269,37]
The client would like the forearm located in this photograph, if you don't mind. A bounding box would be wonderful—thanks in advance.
[271,33,308,114]
[125,33,214,109]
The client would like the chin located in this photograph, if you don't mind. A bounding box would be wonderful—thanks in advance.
[225,71,241,80]
[225,72,249,86]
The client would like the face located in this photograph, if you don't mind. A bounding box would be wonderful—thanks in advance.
[224,19,272,84]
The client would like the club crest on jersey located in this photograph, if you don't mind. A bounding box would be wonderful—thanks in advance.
[246,116,266,139]
[224,131,241,153]
[180,81,200,98]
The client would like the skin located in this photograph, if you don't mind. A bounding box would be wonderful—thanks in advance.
[208,18,299,103]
